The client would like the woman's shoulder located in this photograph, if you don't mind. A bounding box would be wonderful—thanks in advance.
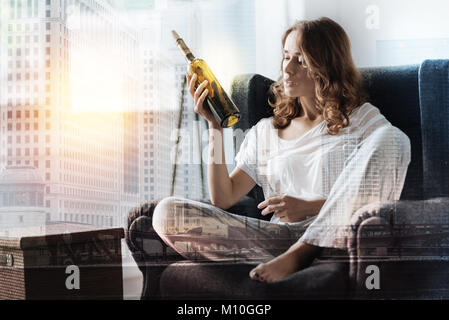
[345,102,392,134]
[347,102,386,126]
[258,116,274,126]
[349,102,381,120]
[249,117,274,131]
[240,117,274,143]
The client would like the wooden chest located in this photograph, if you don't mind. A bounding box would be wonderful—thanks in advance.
[0,222,124,300]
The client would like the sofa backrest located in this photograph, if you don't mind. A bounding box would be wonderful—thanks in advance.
[231,74,274,205]
[418,60,449,199]
[230,59,449,203]
[360,64,423,200]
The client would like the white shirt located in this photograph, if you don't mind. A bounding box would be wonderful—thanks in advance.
[235,103,411,248]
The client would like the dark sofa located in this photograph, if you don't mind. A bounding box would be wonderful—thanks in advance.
[127,59,449,299]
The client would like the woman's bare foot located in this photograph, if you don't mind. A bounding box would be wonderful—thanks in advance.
[249,242,320,283]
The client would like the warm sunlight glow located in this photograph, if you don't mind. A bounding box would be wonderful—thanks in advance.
[70,46,126,113]
[202,41,241,93]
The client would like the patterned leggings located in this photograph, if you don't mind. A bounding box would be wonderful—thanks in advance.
[152,196,316,263]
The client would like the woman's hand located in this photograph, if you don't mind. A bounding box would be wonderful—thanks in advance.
[187,73,220,128]
[257,195,326,223]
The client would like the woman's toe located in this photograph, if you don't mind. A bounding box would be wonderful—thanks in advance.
[249,264,264,281]
[249,269,258,280]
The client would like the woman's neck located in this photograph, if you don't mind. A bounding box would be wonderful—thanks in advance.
[297,96,322,122]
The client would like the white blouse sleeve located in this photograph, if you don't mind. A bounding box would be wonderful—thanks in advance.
[234,125,259,186]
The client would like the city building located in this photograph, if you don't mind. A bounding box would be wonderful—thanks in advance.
[0,166,47,230]
[130,0,205,203]
[0,0,139,227]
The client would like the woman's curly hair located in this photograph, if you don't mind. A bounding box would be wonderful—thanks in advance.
[269,17,367,135]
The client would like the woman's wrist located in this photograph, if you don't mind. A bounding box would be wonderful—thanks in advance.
[208,121,222,131]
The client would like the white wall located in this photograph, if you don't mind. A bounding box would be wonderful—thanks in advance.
[300,0,449,67]
[255,0,308,80]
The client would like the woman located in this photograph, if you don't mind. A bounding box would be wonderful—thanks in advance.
[152,17,410,283]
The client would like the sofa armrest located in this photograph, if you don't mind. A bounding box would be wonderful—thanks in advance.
[348,197,449,294]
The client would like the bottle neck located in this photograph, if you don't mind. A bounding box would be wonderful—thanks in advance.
[176,39,195,62]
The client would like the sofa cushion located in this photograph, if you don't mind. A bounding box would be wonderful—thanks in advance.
[159,261,349,299]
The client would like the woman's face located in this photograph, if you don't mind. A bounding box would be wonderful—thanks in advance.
[282,30,316,98]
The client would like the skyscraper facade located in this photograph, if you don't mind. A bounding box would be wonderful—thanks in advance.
[134,1,205,203]
[0,0,139,227]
